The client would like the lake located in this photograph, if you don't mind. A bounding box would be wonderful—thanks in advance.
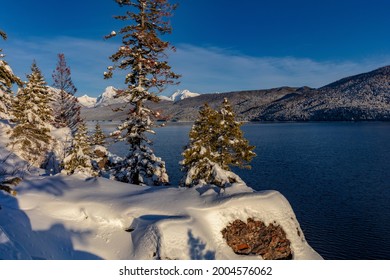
[101,122,390,260]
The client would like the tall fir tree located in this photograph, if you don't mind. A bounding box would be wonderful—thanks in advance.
[52,53,81,133]
[105,0,180,186]
[181,99,256,188]
[62,121,96,176]
[0,29,22,119]
[8,61,54,167]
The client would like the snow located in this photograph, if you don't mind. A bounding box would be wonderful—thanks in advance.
[0,122,321,260]
[0,60,15,77]
[95,86,129,107]
[160,89,200,102]
[78,95,97,108]
[75,87,126,109]
[159,95,172,101]
[75,88,199,108]
[0,175,322,260]
[170,89,200,102]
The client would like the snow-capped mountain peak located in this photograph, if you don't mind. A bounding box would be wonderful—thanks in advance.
[164,89,200,102]
[78,87,200,108]
[95,86,120,107]
[78,95,97,108]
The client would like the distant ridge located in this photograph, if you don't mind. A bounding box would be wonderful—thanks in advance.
[78,88,200,108]
[81,65,390,122]
[321,65,390,90]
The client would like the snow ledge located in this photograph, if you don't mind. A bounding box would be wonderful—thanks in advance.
[0,174,322,260]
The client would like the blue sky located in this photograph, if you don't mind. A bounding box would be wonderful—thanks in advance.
[1,0,389,97]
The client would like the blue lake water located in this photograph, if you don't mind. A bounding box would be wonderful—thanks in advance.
[102,122,390,260]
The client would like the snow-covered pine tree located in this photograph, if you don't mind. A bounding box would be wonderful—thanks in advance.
[105,0,180,186]
[62,121,96,176]
[180,103,220,187]
[215,97,256,170]
[8,61,54,167]
[0,30,22,119]
[181,99,256,188]
[52,53,81,133]
[91,122,106,146]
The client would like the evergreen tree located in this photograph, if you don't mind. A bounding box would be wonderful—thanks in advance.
[91,122,106,146]
[105,0,180,186]
[0,30,22,119]
[215,98,256,170]
[181,99,256,188]
[52,53,81,133]
[180,104,220,187]
[62,121,96,176]
[8,61,54,167]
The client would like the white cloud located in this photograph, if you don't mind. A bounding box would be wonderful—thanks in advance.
[3,37,389,96]
[169,44,390,93]
[3,36,123,96]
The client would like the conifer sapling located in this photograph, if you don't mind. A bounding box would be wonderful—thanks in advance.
[62,121,96,176]
[92,122,106,146]
[52,53,81,133]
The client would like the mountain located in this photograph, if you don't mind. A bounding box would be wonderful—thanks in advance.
[77,87,200,108]
[258,65,390,121]
[76,87,123,108]
[169,89,200,102]
[95,86,130,107]
[158,89,200,102]
[81,66,390,122]
[158,95,172,101]
[78,95,97,108]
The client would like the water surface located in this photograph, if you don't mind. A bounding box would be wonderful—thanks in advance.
[102,122,390,260]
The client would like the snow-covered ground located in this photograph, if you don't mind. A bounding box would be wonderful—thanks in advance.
[0,121,321,260]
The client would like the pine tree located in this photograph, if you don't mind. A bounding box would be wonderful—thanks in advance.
[52,53,81,133]
[180,103,220,187]
[8,61,54,167]
[62,121,96,176]
[181,99,256,188]
[215,98,256,170]
[105,0,180,186]
[91,122,106,146]
[0,30,22,119]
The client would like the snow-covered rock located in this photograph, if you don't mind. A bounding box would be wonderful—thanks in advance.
[78,95,97,108]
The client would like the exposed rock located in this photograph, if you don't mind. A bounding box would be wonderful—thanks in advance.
[0,177,22,196]
[221,218,292,260]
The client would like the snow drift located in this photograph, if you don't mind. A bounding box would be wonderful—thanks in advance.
[0,173,321,260]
